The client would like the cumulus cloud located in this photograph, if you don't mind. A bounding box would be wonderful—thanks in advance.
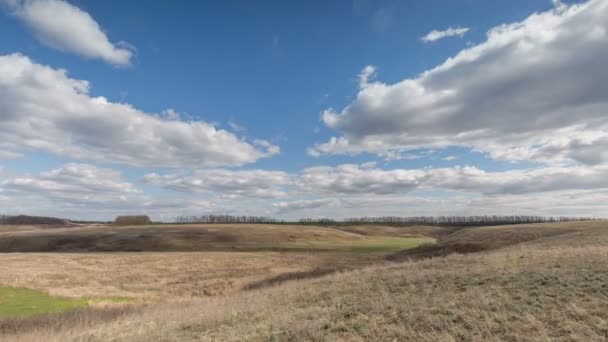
[145,162,608,202]
[421,26,470,42]
[143,169,291,199]
[273,190,608,218]
[0,163,218,220]
[0,54,279,168]
[273,198,341,214]
[3,162,608,219]
[295,164,608,196]
[1,163,136,203]
[4,0,134,66]
[271,161,608,217]
[311,0,608,165]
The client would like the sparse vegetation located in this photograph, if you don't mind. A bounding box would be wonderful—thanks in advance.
[0,220,606,341]
[0,224,430,301]
[0,224,432,252]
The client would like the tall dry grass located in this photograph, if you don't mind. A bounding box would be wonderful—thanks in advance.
[2,221,608,341]
[0,251,382,300]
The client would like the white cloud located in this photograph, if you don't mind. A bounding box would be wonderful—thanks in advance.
[270,160,608,218]
[0,163,217,221]
[421,26,470,42]
[4,0,134,66]
[2,162,608,219]
[312,0,608,166]
[273,198,341,214]
[2,163,136,198]
[295,164,608,196]
[0,53,279,168]
[160,108,181,121]
[272,190,608,218]
[146,163,608,201]
[143,169,290,199]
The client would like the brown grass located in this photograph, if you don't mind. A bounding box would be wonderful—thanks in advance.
[1,221,607,341]
[386,220,607,261]
[0,307,136,336]
[0,224,373,252]
[0,251,382,300]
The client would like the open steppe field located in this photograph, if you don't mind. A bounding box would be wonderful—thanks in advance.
[0,223,432,314]
[1,221,607,341]
[0,223,433,253]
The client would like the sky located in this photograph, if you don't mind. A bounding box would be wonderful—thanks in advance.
[0,0,607,221]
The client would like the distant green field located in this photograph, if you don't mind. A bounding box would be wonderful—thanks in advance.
[0,287,89,318]
[283,236,436,252]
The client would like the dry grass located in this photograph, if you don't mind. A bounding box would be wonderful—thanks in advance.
[0,224,431,252]
[1,221,607,341]
[0,252,384,300]
[0,307,136,336]
[439,220,594,249]
[0,224,430,301]
[387,220,608,261]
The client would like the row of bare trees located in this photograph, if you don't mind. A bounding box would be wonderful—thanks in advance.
[339,215,593,226]
[299,218,337,224]
[1,213,596,227]
[174,215,283,224]
[173,215,595,226]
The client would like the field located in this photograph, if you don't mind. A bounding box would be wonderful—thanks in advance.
[0,224,433,252]
[0,221,607,341]
[0,224,432,306]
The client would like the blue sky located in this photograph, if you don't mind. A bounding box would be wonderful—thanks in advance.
[0,0,607,220]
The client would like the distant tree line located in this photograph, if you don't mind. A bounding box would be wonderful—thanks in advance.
[338,215,593,226]
[172,215,595,226]
[1,213,598,227]
[299,218,337,224]
[174,215,284,224]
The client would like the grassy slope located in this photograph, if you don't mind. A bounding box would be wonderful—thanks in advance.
[0,252,390,300]
[0,224,433,252]
[3,220,607,341]
[0,224,432,304]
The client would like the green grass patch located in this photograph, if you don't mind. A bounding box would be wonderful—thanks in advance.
[0,286,89,318]
[284,236,436,253]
